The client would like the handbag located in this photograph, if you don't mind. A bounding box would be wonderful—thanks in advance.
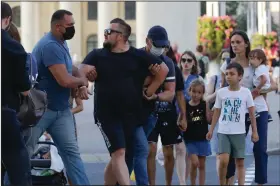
[17,54,48,129]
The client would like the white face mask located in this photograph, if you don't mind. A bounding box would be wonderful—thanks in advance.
[150,45,165,56]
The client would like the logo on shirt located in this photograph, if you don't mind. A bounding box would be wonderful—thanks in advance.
[222,98,241,122]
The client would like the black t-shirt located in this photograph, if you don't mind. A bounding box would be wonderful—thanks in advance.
[82,47,162,122]
[1,29,31,112]
[175,65,184,92]
[183,100,208,141]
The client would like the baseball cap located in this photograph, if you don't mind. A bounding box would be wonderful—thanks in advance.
[147,25,169,47]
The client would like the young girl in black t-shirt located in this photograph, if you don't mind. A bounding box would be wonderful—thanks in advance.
[183,79,212,185]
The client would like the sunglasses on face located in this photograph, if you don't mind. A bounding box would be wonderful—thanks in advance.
[181,58,193,63]
[104,28,122,35]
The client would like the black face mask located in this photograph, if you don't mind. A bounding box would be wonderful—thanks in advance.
[63,26,75,40]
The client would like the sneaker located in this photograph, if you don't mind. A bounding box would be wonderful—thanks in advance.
[268,113,273,123]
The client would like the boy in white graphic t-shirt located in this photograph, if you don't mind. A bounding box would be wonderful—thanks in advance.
[206,62,259,185]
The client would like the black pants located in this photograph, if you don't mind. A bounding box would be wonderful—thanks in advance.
[226,113,250,179]
[1,107,32,186]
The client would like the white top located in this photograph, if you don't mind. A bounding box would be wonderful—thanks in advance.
[214,87,255,134]
[220,61,254,90]
[253,64,271,90]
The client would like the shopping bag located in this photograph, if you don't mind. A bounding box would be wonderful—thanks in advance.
[156,136,164,166]
[130,170,136,181]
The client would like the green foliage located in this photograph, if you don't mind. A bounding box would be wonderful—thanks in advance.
[251,32,278,50]
[251,34,265,49]
[197,15,237,56]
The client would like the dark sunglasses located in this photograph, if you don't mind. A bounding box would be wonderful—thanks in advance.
[104,28,122,35]
[181,58,193,63]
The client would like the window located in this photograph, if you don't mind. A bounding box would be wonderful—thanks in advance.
[12,6,21,27]
[128,34,136,47]
[88,1,97,20]
[125,1,136,20]
[200,1,206,16]
[87,35,98,53]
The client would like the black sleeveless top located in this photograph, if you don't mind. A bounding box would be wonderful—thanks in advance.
[183,100,208,141]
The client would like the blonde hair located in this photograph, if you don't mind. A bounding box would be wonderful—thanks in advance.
[188,79,206,100]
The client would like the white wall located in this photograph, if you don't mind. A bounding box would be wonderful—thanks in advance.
[136,2,200,53]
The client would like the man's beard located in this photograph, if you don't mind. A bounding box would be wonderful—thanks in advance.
[103,41,114,51]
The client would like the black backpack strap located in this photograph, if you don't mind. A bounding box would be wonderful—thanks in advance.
[226,58,231,65]
[213,75,218,93]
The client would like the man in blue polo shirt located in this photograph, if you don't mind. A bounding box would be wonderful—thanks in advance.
[25,10,90,185]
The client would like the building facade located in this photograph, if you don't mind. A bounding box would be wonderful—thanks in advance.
[8,2,279,62]
[8,1,200,62]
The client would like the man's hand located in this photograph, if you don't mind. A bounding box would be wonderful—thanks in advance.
[78,86,89,100]
[143,88,158,101]
[87,67,97,82]
[177,114,187,131]
[148,64,161,75]
[251,131,259,143]
[81,76,89,87]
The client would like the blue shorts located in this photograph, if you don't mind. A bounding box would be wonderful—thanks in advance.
[185,140,212,157]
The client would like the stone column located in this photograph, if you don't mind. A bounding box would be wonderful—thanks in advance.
[219,2,226,16]
[266,2,272,33]
[258,2,267,35]
[97,2,115,48]
[136,2,200,52]
[206,2,219,17]
[59,2,82,62]
[21,2,40,53]
[247,2,258,39]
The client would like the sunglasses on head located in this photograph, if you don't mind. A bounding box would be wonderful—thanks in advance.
[181,58,193,63]
[104,28,122,35]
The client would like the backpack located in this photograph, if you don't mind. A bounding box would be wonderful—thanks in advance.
[198,56,206,79]
[17,53,48,129]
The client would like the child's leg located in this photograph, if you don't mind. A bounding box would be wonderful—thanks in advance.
[231,134,246,185]
[198,156,206,185]
[217,133,231,185]
[189,154,199,185]
[216,155,220,176]
[219,153,230,185]
[235,158,245,185]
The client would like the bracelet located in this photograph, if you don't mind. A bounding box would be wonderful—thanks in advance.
[78,85,86,89]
